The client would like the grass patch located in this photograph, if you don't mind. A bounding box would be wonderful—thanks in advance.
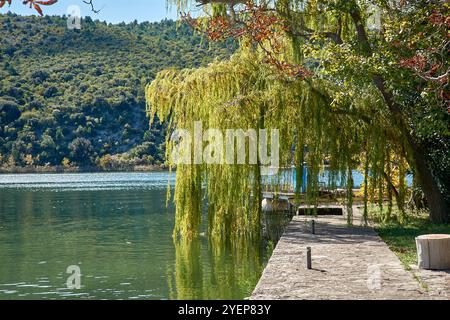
[374,213,450,269]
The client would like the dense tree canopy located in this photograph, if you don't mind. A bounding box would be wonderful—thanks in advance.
[0,13,235,169]
[146,0,449,240]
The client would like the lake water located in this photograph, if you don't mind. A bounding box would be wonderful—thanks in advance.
[0,172,286,300]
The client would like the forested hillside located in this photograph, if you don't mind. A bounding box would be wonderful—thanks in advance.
[0,13,235,171]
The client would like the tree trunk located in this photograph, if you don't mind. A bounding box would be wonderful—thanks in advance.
[372,78,449,224]
[410,143,449,223]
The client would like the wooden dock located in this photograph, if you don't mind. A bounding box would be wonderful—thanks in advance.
[251,207,448,300]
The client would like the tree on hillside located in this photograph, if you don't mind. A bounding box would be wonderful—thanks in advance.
[0,98,20,125]
[69,137,95,166]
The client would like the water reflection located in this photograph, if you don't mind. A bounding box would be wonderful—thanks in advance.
[0,172,289,300]
[169,212,290,300]
[170,237,260,300]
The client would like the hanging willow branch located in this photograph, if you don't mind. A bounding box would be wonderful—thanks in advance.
[146,46,397,239]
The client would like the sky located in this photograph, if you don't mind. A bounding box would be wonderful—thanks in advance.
[0,0,195,24]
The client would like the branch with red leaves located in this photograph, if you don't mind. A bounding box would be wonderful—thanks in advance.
[0,0,101,15]
[0,0,58,16]
[182,2,311,80]
[398,9,450,110]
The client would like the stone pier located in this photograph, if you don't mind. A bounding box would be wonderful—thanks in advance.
[251,210,448,300]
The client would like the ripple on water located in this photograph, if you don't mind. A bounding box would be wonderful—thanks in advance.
[0,172,175,191]
[0,290,18,294]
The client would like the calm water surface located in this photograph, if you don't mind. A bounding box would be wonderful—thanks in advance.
[0,172,285,300]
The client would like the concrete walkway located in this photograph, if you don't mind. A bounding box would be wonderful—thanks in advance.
[251,210,448,300]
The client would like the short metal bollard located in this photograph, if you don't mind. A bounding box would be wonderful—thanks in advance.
[311,219,315,234]
[306,247,312,269]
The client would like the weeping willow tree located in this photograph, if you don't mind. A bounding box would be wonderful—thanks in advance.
[147,0,449,239]
[147,48,396,236]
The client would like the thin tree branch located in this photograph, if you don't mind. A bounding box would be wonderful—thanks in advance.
[83,0,101,14]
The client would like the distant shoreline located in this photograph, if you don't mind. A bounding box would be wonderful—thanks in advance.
[0,165,168,174]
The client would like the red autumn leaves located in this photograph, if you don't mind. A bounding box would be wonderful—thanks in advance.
[182,2,310,79]
[398,9,449,110]
[0,0,58,16]
[428,11,450,28]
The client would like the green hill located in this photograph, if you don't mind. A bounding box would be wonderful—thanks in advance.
[0,13,235,171]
